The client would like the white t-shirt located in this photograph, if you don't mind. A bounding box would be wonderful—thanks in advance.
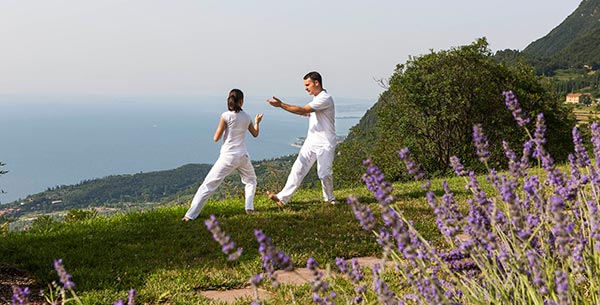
[220,110,252,154]
[306,90,336,147]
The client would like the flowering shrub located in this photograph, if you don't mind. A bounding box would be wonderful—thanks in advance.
[343,90,600,304]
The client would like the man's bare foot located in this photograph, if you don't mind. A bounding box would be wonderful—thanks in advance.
[181,216,192,222]
[267,191,284,207]
[329,200,338,205]
[246,209,255,215]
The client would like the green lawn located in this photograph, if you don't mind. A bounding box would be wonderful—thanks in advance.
[0,176,476,304]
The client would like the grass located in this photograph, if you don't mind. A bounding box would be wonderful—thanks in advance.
[0,175,482,304]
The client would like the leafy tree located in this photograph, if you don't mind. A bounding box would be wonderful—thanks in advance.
[334,38,575,185]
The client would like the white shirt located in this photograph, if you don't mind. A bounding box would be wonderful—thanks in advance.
[306,90,336,147]
[220,110,252,154]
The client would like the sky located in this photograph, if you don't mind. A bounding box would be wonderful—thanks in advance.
[0,0,583,100]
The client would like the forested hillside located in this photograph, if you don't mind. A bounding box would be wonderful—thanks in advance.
[0,154,319,220]
[523,0,600,59]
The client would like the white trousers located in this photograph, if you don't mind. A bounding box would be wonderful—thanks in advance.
[185,151,257,219]
[277,143,335,204]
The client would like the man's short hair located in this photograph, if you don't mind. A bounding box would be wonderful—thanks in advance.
[303,71,322,86]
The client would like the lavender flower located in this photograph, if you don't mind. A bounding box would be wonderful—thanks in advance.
[336,258,366,304]
[473,124,490,164]
[307,258,335,305]
[426,184,461,238]
[572,126,591,168]
[449,156,467,177]
[335,257,347,274]
[127,289,136,305]
[112,288,136,305]
[398,148,425,182]
[53,259,75,290]
[204,215,242,260]
[249,273,264,287]
[362,159,395,205]
[372,264,397,305]
[503,90,530,127]
[526,250,548,296]
[12,287,31,305]
[254,229,294,287]
[590,122,600,168]
[347,195,375,231]
[554,270,570,305]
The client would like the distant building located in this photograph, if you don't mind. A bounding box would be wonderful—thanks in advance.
[565,93,583,104]
[51,200,63,204]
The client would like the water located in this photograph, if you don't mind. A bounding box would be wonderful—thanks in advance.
[0,94,375,203]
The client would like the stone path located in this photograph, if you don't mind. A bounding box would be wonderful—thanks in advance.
[200,256,386,304]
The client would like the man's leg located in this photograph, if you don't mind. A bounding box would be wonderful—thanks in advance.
[274,145,317,204]
[316,145,336,203]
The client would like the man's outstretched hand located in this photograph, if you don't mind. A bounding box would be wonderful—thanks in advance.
[266,96,282,107]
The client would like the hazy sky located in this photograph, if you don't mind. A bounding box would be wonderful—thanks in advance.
[0,0,582,99]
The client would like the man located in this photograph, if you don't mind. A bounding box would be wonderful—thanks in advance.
[266,71,337,206]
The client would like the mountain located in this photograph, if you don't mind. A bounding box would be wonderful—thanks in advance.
[521,0,600,69]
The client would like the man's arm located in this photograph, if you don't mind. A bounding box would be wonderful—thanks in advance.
[266,96,314,116]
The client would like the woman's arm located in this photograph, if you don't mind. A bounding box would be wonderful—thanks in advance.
[213,116,227,142]
[248,113,263,137]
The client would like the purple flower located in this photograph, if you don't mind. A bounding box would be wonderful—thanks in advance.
[347,195,375,231]
[550,196,574,258]
[572,126,591,168]
[503,90,530,127]
[361,159,395,205]
[554,270,570,304]
[335,257,347,274]
[449,156,467,177]
[473,124,490,164]
[127,289,136,305]
[11,286,31,305]
[204,215,242,260]
[336,258,366,303]
[254,229,294,287]
[526,250,548,296]
[307,258,335,305]
[372,264,397,305]
[590,122,600,168]
[427,183,461,238]
[249,273,264,287]
[398,148,426,183]
[53,259,75,290]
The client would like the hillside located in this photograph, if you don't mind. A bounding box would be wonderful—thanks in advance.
[0,154,319,222]
[523,0,600,59]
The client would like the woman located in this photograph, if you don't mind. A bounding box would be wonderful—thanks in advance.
[182,89,263,221]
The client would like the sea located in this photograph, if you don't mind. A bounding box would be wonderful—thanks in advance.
[0,94,375,204]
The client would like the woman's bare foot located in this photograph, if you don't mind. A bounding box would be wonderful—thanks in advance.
[267,191,284,207]
[181,216,192,222]
[246,209,255,215]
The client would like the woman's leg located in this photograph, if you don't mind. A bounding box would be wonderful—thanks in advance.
[184,154,236,220]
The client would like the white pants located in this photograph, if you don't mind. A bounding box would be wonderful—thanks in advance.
[185,152,257,219]
[277,143,335,204]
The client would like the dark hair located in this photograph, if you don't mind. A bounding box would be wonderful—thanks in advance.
[303,71,322,87]
[227,89,244,112]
